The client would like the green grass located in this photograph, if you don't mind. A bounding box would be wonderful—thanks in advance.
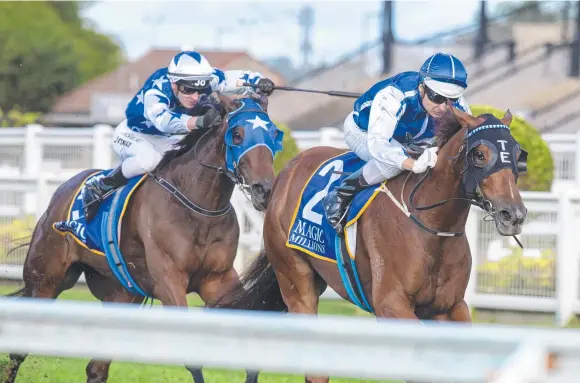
[0,283,394,383]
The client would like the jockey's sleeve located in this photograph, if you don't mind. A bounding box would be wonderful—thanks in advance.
[143,89,190,134]
[457,95,473,115]
[367,86,410,170]
[212,68,263,95]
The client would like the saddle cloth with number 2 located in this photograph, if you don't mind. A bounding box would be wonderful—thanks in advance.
[286,151,382,263]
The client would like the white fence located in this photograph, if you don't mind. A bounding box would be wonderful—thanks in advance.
[293,129,580,193]
[0,125,579,324]
[1,297,580,382]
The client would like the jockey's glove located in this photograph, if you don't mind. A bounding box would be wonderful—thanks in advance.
[256,78,275,96]
[195,106,222,130]
[411,147,438,173]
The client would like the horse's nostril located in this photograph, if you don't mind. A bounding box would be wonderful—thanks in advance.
[251,184,265,196]
[499,209,513,223]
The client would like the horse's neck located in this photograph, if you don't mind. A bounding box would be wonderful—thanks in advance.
[409,129,470,230]
[161,135,233,211]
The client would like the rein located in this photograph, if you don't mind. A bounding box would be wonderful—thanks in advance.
[378,134,524,248]
[147,105,250,218]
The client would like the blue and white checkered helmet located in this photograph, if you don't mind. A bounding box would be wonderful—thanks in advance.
[419,52,468,99]
[167,51,213,90]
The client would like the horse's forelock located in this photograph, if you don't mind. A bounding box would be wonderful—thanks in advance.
[434,111,464,148]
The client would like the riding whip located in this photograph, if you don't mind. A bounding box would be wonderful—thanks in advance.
[238,81,362,98]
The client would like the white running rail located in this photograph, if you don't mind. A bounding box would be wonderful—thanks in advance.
[0,298,579,382]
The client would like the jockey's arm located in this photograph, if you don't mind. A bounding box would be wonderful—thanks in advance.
[212,68,264,95]
[367,86,417,171]
[143,89,195,133]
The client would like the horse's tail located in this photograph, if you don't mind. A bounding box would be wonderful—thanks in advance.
[210,249,287,312]
[0,235,32,298]
[2,287,28,298]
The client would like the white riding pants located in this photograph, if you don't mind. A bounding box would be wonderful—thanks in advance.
[112,120,184,178]
[343,112,405,184]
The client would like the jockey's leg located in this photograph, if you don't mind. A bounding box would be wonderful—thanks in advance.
[83,122,163,221]
[323,158,401,235]
[323,112,404,235]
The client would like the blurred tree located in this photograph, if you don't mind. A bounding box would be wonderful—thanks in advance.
[0,1,123,113]
[0,107,40,128]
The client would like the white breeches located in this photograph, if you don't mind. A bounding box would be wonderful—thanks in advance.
[112,120,184,178]
[343,112,404,184]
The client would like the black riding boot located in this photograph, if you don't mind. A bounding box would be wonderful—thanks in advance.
[322,168,369,236]
[82,165,129,222]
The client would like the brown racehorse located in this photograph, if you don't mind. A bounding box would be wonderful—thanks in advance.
[2,94,282,383]
[212,104,528,383]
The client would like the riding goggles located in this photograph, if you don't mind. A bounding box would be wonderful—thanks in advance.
[424,85,458,104]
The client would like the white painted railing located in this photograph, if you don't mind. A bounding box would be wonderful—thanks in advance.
[1,176,579,324]
[0,125,580,323]
[1,297,580,382]
[0,125,577,186]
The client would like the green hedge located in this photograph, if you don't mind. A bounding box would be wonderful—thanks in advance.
[470,105,554,191]
[273,122,300,175]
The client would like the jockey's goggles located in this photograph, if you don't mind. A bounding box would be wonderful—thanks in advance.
[424,85,458,104]
[178,83,206,95]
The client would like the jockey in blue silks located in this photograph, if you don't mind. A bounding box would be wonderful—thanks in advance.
[82,50,275,221]
[323,52,473,235]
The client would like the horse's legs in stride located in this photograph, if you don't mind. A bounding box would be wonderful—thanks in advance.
[84,272,143,383]
[195,268,259,383]
[448,300,472,322]
[3,232,80,383]
[404,302,471,383]
[191,266,251,382]
[271,245,326,383]
[151,268,202,382]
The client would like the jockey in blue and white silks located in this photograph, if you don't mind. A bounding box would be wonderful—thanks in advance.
[323,52,473,235]
[82,50,276,221]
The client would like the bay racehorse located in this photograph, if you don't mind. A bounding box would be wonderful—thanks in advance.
[212,104,528,383]
[2,94,284,383]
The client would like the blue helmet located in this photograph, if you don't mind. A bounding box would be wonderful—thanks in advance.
[419,53,468,98]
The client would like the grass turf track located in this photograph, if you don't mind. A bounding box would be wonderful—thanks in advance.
[0,283,399,383]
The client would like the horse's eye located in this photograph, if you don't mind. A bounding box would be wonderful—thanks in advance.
[233,131,243,145]
[473,150,486,167]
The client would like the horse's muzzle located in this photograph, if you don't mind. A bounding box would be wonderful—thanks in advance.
[250,182,272,211]
[494,202,527,235]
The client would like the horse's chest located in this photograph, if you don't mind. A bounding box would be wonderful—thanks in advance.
[415,273,439,306]
[414,262,466,317]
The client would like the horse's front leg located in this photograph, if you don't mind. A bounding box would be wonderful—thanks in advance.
[432,300,472,323]
[195,236,265,383]
[146,246,203,381]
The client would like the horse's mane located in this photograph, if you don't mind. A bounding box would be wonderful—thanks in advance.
[154,102,229,171]
[434,110,463,148]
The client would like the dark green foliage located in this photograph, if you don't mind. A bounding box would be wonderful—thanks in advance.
[0,1,123,113]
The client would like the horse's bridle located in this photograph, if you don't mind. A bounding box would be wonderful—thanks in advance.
[381,127,525,248]
[148,103,260,218]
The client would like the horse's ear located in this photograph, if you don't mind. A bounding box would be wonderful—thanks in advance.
[447,101,485,128]
[500,109,513,126]
[217,93,236,114]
